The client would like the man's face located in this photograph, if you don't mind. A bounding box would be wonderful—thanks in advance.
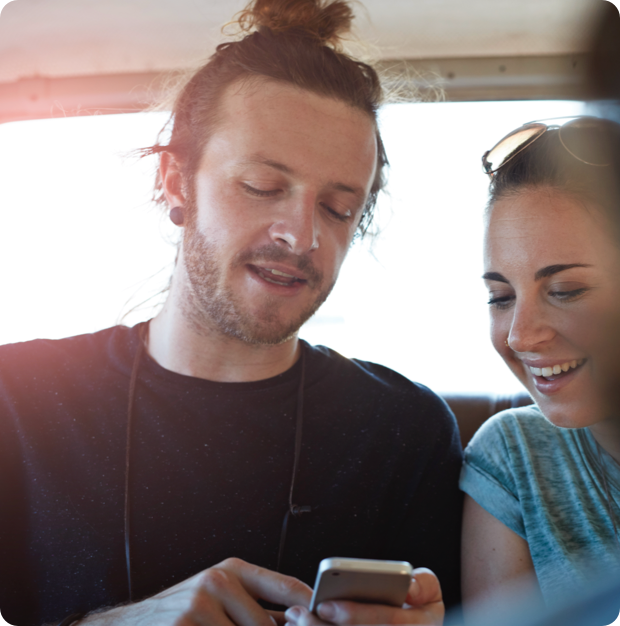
[178,78,378,345]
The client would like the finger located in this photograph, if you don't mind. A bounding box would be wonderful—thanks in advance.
[217,558,313,608]
[284,606,328,626]
[315,599,444,625]
[268,609,287,626]
[148,576,239,626]
[197,565,277,626]
[406,568,443,607]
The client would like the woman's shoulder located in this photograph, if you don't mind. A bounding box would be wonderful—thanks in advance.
[462,403,582,496]
[460,403,586,540]
[468,403,572,451]
[462,401,588,501]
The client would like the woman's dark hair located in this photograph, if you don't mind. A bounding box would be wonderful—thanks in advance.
[142,0,387,237]
[488,120,620,232]
[587,0,620,101]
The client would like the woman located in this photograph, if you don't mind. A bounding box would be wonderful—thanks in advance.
[460,117,620,611]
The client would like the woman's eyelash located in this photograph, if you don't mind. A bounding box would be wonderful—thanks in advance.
[550,287,588,300]
[487,295,514,309]
[488,288,588,309]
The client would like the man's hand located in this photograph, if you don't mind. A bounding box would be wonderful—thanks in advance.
[283,568,444,626]
[81,558,312,626]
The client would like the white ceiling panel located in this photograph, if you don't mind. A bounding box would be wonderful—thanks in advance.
[0,0,599,82]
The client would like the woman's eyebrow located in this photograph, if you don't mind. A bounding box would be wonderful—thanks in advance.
[482,272,508,283]
[534,264,592,281]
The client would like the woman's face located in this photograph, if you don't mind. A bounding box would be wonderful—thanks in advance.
[484,186,620,428]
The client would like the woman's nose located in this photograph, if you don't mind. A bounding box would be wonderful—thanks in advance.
[507,300,555,353]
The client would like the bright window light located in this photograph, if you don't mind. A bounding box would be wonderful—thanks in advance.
[0,100,584,394]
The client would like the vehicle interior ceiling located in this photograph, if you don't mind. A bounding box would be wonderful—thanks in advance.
[0,0,604,447]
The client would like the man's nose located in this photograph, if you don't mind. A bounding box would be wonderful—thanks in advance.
[268,194,320,255]
[507,299,555,353]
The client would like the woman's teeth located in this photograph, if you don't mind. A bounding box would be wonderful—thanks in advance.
[529,359,584,378]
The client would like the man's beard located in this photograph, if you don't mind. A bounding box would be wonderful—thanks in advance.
[181,214,335,346]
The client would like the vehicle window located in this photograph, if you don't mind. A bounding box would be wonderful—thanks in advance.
[0,99,583,393]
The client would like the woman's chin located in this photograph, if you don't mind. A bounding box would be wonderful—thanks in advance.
[533,394,606,430]
[512,363,605,429]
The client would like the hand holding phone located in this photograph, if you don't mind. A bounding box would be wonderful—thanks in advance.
[309,557,413,614]
[286,562,444,626]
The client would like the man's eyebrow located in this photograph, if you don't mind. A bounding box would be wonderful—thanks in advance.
[482,272,508,283]
[324,181,366,204]
[244,155,366,200]
[245,155,293,174]
[534,264,592,281]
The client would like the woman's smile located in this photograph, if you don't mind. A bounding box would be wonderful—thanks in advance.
[484,186,620,429]
[522,357,586,395]
[525,358,585,379]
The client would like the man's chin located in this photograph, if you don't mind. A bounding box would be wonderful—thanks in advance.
[222,316,303,346]
[221,291,331,346]
[237,330,299,347]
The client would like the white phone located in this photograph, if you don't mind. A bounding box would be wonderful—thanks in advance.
[309,557,413,614]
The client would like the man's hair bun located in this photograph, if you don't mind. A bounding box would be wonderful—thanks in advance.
[236,0,354,48]
[144,0,388,239]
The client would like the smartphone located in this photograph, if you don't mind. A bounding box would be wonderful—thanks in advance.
[309,557,413,614]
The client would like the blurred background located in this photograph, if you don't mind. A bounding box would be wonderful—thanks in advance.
[0,0,608,395]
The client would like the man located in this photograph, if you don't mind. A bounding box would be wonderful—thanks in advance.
[0,1,462,624]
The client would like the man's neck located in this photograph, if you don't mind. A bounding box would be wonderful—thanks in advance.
[147,302,300,383]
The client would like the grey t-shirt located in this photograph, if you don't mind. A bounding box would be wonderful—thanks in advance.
[460,405,620,605]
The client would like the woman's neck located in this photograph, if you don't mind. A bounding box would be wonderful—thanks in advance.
[589,416,620,464]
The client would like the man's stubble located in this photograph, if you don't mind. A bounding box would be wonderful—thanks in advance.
[180,206,336,346]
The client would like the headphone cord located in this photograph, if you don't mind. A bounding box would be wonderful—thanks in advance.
[277,343,310,572]
[124,325,309,600]
[124,322,147,602]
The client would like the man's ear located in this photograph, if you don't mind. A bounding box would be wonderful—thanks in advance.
[160,152,187,208]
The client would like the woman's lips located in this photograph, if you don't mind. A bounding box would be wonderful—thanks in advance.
[527,359,587,395]
[528,358,585,378]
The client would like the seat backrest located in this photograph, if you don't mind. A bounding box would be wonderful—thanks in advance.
[441,392,533,449]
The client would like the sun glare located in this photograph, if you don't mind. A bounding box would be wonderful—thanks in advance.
[0,100,584,393]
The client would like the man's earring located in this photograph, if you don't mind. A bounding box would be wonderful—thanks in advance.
[505,339,510,348]
[169,206,184,226]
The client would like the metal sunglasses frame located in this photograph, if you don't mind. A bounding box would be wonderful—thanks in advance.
[482,115,616,177]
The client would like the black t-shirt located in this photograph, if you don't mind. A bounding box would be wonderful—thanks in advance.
[0,324,463,625]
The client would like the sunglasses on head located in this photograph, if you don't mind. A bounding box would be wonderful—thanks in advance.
[482,116,619,178]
